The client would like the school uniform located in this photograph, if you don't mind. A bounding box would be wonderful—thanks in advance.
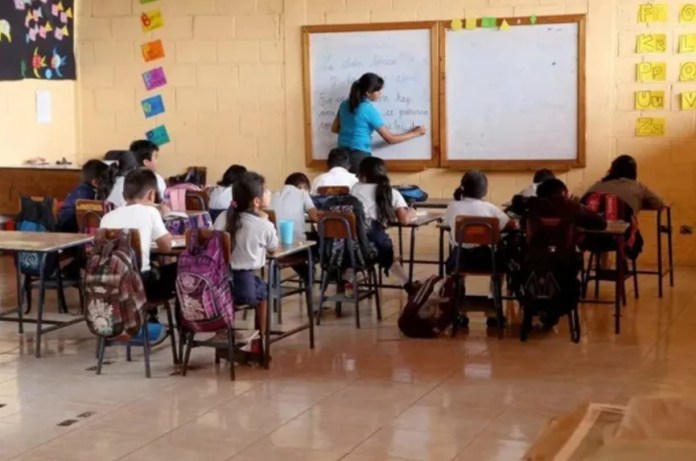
[106,176,126,208]
[351,183,407,269]
[445,198,510,273]
[519,182,540,198]
[230,212,279,305]
[155,173,167,201]
[271,185,315,241]
[57,181,98,233]
[310,167,359,194]
[100,204,176,300]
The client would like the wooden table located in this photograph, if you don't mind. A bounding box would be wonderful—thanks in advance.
[150,235,186,256]
[637,206,674,298]
[393,212,444,286]
[265,241,316,368]
[0,166,81,215]
[0,231,94,357]
[414,198,450,210]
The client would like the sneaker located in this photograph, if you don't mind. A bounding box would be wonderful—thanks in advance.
[236,330,261,352]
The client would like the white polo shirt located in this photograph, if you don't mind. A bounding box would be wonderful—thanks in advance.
[445,198,509,247]
[351,183,408,222]
[311,167,359,194]
[270,185,316,241]
[225,212,279,271]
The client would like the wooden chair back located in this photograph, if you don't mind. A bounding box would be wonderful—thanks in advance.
[185,190,209,211]
[454,216,501,246]
[184,229,231,264]
[75,199,106,233]
[317,186,349,196]
[317,211,357,240]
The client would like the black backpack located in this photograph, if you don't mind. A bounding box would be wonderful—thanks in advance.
[16,196,58,277]
[398,275,454,338]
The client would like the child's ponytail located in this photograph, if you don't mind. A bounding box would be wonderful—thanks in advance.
[96,163,119,201]
[225,171,266,245]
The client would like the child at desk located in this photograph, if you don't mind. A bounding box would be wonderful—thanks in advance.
[352,157,415,293]
[131,139,166,200]
[103,151,139,208]
[310,148,358,194]
[209,164,247,221]
[57,160,110,233]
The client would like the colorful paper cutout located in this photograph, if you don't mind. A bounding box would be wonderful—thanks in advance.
[141,39,165,62]
[636,34,667,53]
[679,34,696,53]
[635,117,665,137]
[142,66,167,90]
[530,15,538,25]
[500,19,510,30]
[141,94,165,118]
[481,17,497,28]
[465,17,477,30]
[637,62,667,82]
[141,9,163,32]
[679,62,696,81]
[681,91,696,110]
[146,125,170,146]
[638,3,668,23]
[680,4,696,23]
[451,19,462,31]
[635,90,665,110]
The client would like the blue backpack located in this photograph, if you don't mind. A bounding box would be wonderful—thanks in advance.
[16,196,58,277]
[394,185,428,205]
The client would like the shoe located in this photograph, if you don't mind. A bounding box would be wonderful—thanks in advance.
[236,330,261,352]
[344,282,354,298]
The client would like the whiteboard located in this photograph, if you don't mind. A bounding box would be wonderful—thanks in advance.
[444,22,581,164]
[305,27,435,163]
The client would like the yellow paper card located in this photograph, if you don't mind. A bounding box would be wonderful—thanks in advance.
[500,19,510,30]
[635,117,666,137]
[636,34,667,53]
[141,9,164,32]
[681,91,696,109]
[635,90,665,110]
[679,62,696,81]
[638,3,668,22]
[679,34,696,53]
[680,4,696,23]
[465,17,477,30]
[451,19,463,31]
[637,62,667,82]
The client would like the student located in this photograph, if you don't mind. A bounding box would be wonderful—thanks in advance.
[585,154,665,214]
[310,148,359,194]
[529,179,606,230]
[209,164,247,219]
[57,159,109,233]
[271,172,319,242]
[519,169,556,198]
[131,139,166,200]
[103,151,139,208]
[332,73,426,173]
[222,172,276,344]
[351,157,414,292]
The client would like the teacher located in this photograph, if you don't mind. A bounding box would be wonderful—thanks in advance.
[331,72,426,173]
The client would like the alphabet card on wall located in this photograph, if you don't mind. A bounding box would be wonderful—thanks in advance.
[141,95,165,118]
[142,67,167,90]
[141,9,163,32]
[146,125,170,146]
[141,39,165,62]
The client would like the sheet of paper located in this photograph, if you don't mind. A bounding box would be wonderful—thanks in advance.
[635,117,666,137]
[141,9,164,32]
[500,19,510,30]
[141,94,165,118]
[682,91,696,110]
[679,34,696,53]
[638,3,668,23]
[635,90,665,110]
[35,90,52,124]
[142,67,167,90]
[636,62,667,82]
[680,4,696,23]
[465,17,477,30]
[636,34,667,53]
[481,17,497,28]
[146,125,171,146]
[141,39,165,62]
[679,62,696,82]
[451,19,462,31]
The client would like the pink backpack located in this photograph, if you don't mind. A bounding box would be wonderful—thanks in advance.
[164,184,201,211]
[175,230,234,332]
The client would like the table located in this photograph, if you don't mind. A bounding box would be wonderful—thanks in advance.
[414,198,450,210]
[265,241,316,368]
[150,235,186,256]
[394,212,444,286]
[0,231,94,357]
[580,221,630,334]
[163,211,212,235]
[636,206,674,298]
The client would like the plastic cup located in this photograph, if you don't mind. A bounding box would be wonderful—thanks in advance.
[278,220,294,245]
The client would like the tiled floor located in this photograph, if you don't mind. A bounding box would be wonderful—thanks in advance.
[0,253,693,461]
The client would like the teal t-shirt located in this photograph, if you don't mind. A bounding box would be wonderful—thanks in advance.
[337,100,385,153]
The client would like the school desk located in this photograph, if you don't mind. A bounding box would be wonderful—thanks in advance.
[636,205,674,298]
[393,211,444,286]
[0,231,93,358]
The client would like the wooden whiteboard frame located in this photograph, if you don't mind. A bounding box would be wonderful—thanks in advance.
[438,15,586,171]
[301,22,441,172]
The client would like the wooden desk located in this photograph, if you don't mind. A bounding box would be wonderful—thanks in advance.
[636,206,674,298]
[0,231,93,357]
[266,241,316,368]
[393,212,444,285]
[0,166,81,215]
[414,198,450,210]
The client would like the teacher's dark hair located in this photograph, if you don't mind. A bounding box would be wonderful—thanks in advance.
[358,156,395,227]
[453,170,488,200]
[349,73,384,113]
[603,154,637,181]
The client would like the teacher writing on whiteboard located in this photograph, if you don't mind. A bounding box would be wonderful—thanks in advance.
[331,72,426,173]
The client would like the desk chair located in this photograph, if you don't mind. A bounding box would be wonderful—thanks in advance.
[316,211,381,329]
[450,216,505,339]
[185,190,209,211]
[92,229,179,378]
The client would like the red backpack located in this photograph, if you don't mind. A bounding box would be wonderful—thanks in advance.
[583,192,641,257]
[398,276,455,338]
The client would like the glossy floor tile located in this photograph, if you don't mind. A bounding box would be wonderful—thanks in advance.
[0,254,693,461]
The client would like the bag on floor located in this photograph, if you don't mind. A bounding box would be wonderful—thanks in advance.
[84,229,146,339]
[16,196,58,277]
[398,275,454,338]
[176,230,234,331]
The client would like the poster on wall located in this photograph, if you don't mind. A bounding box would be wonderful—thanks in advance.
[0,0,75,81]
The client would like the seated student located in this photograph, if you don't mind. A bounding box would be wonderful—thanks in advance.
[99,169,174,311]
[585,154,665,214]
[209,164,247,220]
[310,147,359,194]
[527,179,606,231]
[351,157,414,292]
[103,151,139,208]
[223,172,277,343]
[131,140,166,200]
[57,160,109,233]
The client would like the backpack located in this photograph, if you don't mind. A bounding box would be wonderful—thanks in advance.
[582,192,643,259]
[84,229,146,339]
[394,185,428,205]
[398,275,454,338]
[316,194,377,273]
[16,196,57,277]
[176,230,234,332]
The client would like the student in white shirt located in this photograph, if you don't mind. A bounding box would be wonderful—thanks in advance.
[223,172,277,340]
[209,164,247,221]
[352,157,415,293]
[131,139,167,200]
[311,147,359,194]
[102,151,139,208]
[99,169,174,301]
[518,169,555,198]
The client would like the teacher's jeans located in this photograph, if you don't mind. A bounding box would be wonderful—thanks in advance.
[347,149,370,174]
